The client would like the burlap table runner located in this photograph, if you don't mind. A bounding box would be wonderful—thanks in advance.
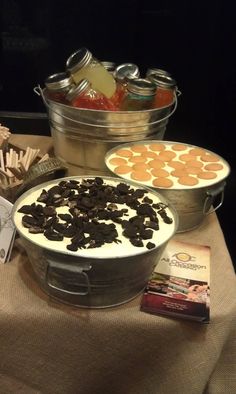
[1,135,235,394]
[0,211,235,394]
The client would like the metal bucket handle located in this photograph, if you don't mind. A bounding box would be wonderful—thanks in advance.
[46,259,92,296]
[34,85,178,129]
[203,182,226,215]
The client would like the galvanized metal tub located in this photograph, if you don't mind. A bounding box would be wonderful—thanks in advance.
[35,87,178,176]
[104,140,230,232]
[156,183,227,232]
[12,175,178,308]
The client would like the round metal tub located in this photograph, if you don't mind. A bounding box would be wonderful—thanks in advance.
[35,87,178,176]
[155,183,226,232]
[12,176,178,308]
[105,140,231,232]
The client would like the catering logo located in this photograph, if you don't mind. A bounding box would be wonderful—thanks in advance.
[161,251,206,271]
[173,252,195,263]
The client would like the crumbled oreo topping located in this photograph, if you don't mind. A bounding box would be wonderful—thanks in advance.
[17,178,173,251]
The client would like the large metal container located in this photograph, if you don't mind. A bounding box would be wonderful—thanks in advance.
[105,140,231,232]
[12,176,178,308]
[156,183,226,232]
[35,87,178,176]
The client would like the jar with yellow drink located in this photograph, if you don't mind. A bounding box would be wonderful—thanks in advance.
[66,48,116,99]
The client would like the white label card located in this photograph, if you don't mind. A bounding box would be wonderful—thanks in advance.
[0,196,16,263]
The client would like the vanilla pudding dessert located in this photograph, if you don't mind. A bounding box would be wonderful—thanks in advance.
[13,176,177,259]
[105,141,230,189]
[105,141,231,233]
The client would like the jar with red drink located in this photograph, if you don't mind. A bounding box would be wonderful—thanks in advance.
[66,78,117,111]
[44,72,74,104]
[148,74,176,108]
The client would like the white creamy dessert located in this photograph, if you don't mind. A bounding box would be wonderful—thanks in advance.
[105,141,230,190]
[13,177,177,259]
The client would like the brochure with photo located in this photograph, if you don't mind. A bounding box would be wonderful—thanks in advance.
[141,239,210,323]
[0,196,16,263]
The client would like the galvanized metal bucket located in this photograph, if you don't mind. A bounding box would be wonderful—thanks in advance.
[104,140,230,233]
[157,184,226,232]
[35,86,178,175]
[13,175,178,308]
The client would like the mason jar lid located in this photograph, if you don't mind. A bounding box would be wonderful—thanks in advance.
[127,78,156,96]
[146,67,171,78]
[101,61,116,72]
[148,74,176,89]
[66,78,91,101]
[45,72,73,90]
[66,48,92,73]
[124,74,138,83]
[114,63,140,82]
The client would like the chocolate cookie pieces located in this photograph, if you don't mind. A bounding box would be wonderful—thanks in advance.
[17,177,173,251]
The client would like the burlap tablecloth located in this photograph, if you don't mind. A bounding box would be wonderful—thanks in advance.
[0,135,235,394]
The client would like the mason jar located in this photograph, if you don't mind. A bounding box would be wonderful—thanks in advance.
[101,61,116,74]
[44,72,74,103]
[146,67,171,78]
[66,48,116,98]
[66,78,116,111]
[148,74,176,108]
[120,78,156,111]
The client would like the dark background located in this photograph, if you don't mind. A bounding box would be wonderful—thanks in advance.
[0,0,235,267]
